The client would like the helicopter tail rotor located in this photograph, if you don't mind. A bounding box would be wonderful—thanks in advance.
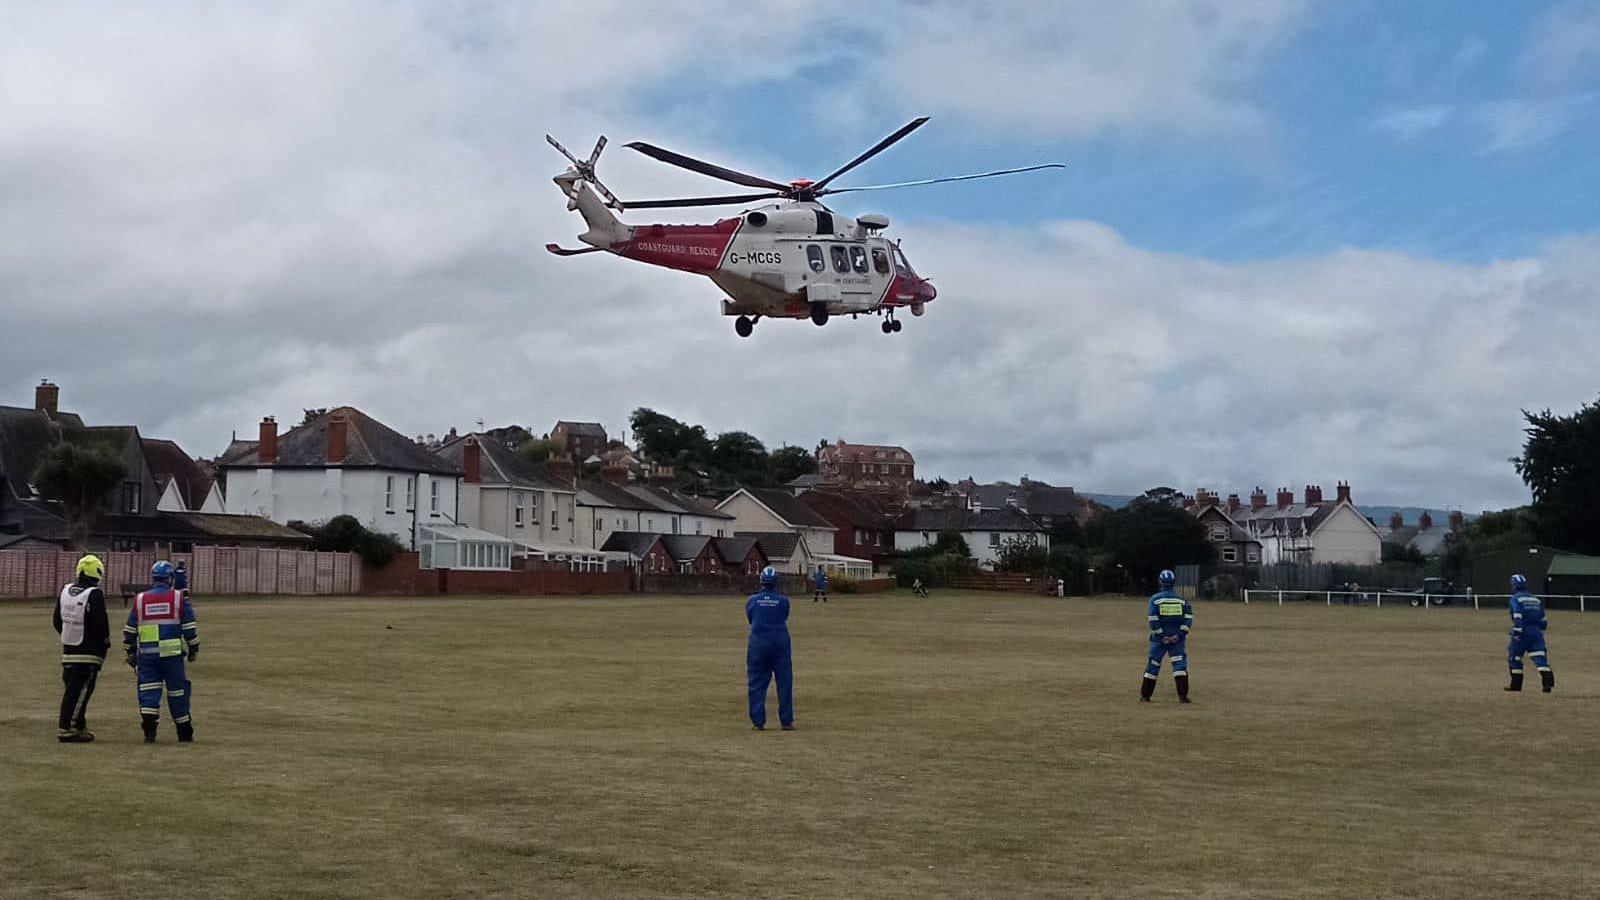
[547,134,625,212]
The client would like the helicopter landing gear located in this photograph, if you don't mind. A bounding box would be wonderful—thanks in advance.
[809,303,830,327]
[880,310,903,334]
[734,315,755,338]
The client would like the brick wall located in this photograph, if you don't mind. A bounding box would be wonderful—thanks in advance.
[362,552,631,596]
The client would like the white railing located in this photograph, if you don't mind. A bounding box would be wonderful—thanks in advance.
[1241,589,1590,613]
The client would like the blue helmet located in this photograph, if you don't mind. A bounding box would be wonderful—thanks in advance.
[1511,573,1528,592]
[760,566,779,587]
[151,560,175,584]
[1158,569,1176,588]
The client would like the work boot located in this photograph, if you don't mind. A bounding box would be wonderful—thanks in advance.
[1176,674,1191,704]
[141,714,159,743]
[752,724,765,731]
[176,722,194,743]
[1540,670,1554,693]
[1504,672,1523,692]
[58,728,95,743]
[781,724,795,731]
[1139,677,1156,702]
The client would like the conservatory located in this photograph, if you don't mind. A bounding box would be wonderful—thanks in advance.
[417,524,514,571]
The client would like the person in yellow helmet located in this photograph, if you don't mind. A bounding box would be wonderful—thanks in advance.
[53,554,111,743]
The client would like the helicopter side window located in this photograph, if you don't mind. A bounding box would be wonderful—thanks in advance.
[830,245,850,273]
[806,245,825,273]
[871,248,890,274]
[850,245,868,274]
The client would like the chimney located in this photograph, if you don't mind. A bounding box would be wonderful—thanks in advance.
[1276,488,1294,510]
[259,417,279,465]
[327,412,349,464]
[1419,511,1433,531]
[463,437,481,484]
[34,380,59,417]
[1195,488,1214,507]
[1227,493,1241,513]
[647,463,676,485]
[1389,512,1403,531]
[1336,481,1351,503]
[1304,484,1323,506]
[1448,510,1464,533]
[549,453,576,486]
[1250,487,1267,511]
[600,463,630,486]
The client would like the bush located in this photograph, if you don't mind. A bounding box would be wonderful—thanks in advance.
[830,573,859,593]
[289,515,405,567]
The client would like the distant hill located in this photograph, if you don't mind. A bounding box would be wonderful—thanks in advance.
[1082,493,1135,509]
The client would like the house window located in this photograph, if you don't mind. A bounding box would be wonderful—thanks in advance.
[385,476,395,513]
[806,244,825,273]
[872,248,890,274]
[672,516,680,534]
[695,520,703,535]
[1222,546,1238,563]
[121,482,142,514]
[989,533,1000,547]
[551,507,558,530]
[514,492,525,527]
[1246,548,1260,563]
[405,477,415,511]
[830,245,850,273]
[850,245,868,273]
[1210,526,1227,541]
[430,479,440,513]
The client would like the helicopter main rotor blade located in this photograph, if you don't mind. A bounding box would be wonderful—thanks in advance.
[810,117,930,192]
[623,141,789,191]
[820,163,1067,196]
[620,191,784,209]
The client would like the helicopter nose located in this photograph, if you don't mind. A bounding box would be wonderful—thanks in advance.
[918,279,937,302]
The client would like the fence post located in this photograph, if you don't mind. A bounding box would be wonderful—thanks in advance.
[1376,591,1382,608]
[1326,591,1332,606]
[1582,595,1586,614]
[1474,592,1479,611]
[1277,589,1283,606]
[1243,590,1250,605]
[1423,593,1429,610]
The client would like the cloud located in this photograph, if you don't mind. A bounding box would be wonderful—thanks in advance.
[1473,94,1597,153]
[1369,105,1454,139]
[1523,0,1600,87]
[2,0,1595,514]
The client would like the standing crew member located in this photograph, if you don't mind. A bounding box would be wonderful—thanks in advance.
[1141,569,1193,703]
[53,554,111,743]
[125,560,200,743]
[813,565,828,603]
[1505,573,1554,693]
[746,566,794,731]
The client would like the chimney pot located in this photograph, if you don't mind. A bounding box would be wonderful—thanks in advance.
[34,380,60,417]
[259,416,279,465]
[1250,487,1267,511]
[1304,484,1324,506]
[327,412,349,464]
[463,437,482,484]
[1227,493,1241,513]
[1276,488,1294,510]
[1419,511,1433,530]
[1389,512,1403,531]
[1448,510,1464,533]
[1336,481,1351,503]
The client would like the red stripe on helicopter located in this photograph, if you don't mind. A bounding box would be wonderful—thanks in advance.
[617,219,741,274]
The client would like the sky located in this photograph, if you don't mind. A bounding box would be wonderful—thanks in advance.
[2,0,1598,512]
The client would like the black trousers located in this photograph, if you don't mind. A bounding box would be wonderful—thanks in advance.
[59,663,100,731]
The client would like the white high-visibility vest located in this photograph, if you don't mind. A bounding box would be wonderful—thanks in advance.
[58,584,89,646]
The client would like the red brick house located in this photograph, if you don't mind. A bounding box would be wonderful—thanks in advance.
[796,489,897,568]
[816,440,915,496]
[712,536,768,575]
[599,531,673,573]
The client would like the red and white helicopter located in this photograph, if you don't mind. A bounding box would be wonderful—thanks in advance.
[546,118,1062,337]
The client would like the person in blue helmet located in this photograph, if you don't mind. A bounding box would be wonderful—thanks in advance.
[1505,573,1554,693]
[1140,569,1193,703]
[812,565,828,603]
[124,560,200,743]
[746,566,794,731]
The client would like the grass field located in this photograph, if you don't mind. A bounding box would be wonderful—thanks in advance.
[3,592,1597,899]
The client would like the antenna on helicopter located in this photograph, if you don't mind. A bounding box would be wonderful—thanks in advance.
[545,134,625,212]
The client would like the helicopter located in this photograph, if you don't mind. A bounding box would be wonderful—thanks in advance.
[546,117,1063,337]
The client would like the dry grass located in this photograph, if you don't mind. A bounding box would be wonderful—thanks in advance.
[2,593,1596,899]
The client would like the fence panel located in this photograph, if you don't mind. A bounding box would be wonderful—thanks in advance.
[0,547,363,600]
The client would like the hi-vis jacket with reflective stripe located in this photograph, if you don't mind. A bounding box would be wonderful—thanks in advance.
[124,587,198,658]
[1147,590,1193,640]
[54,583,110,664]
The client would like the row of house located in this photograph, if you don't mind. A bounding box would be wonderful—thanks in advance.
[1185,484,1386,566]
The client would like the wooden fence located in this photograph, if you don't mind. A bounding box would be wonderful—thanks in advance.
[0,547,362,600]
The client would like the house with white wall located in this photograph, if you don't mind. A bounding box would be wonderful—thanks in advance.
[574,478,734,551]
[435,433,604,570]
[220,408,462,551]
[895,507,1050,570]
[1219,483,1382,565]
[715,487,869,575]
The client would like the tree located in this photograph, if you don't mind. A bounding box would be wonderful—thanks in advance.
[31,441,128,549]
[995,536,1051,574]
[516,437,556,466]
[1382,542,1426,565]
[1513,400,1600,554]
[710,431,769,485]
[289,515,404,566]
[768,445,816,485]
[630,408,712,467]
[1098,503,1213,580]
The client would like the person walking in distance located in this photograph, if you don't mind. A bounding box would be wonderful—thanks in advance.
[54,555,111,743]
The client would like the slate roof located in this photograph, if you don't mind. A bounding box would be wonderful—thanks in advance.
[897,506,1045,532]
[223,407,459,475]
[968,480,1079,518]
[711,536,762,564]
[661,534,712,562]
[577,479,660,511]
[798,490,897,530]
[557,421,607,439]
[141,438,215,510]
[436,434,572,491]
[632,484,733,519]
[739,488,835,529]
[736,531,801,560]
[599,531,665,557]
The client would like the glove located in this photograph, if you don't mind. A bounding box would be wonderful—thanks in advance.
[187,645,199,663]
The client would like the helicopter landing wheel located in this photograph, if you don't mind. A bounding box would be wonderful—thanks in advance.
[892,319,903,333]
[809,303,830,327]
[881,319,893,334]
[734,315,754,338]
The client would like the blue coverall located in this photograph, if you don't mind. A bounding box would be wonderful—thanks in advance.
[1507,590,1552,678]
[813,569,827,601]
[1144,589,1193,682]
[746,587,793,728]
[125,586,199,728]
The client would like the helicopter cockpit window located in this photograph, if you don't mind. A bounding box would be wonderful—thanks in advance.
[871,248,890,274]
[850,245,868,274]
[806,245,825,273]
[830,245,850,273]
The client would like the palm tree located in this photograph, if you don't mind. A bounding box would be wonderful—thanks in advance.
[31,442,127,549]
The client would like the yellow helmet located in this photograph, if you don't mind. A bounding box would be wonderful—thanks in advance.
[75,554,105,583]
